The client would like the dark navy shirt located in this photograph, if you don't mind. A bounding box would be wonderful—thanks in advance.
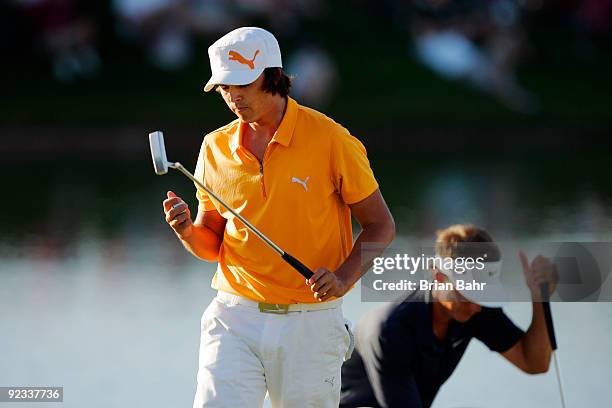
[340,290,524,408]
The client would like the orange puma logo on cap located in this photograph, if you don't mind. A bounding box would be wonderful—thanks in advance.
[228,50,260,70]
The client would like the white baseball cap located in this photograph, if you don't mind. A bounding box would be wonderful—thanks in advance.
[438,261,508,308]
[203,27,283,92]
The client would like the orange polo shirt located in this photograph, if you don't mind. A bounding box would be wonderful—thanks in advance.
[194,97,378,303]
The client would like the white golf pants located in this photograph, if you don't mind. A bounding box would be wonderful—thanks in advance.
[192,292,352,408]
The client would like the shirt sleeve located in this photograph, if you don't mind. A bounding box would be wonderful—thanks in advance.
[470,307,525,353]
[331,128,379,205]
[194,138,217,213]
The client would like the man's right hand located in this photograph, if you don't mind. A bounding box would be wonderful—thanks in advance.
[519,250,558,302]
[163,191,193,239]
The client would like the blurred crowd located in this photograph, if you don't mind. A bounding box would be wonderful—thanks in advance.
[3,0,611,109]
[410,0,540,113]
[4,0,337,107]
[383,0,612,112]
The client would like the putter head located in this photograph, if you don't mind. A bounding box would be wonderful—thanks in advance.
[149,131,170,175]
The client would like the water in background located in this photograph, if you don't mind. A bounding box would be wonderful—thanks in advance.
[1,242,611,408]
[2,152,611,407]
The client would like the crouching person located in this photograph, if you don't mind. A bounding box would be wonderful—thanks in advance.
[340,224,558,408]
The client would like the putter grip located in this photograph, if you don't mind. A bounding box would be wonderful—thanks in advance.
[281,252,314,279]
[540,284,558,351]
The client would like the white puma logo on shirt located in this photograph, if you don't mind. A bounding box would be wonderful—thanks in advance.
[291,176,310,192]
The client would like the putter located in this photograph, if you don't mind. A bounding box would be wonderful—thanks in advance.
[149,130,314,280]
[541,285,567,408]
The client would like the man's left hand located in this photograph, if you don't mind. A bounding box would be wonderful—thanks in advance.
[307,268,350,302]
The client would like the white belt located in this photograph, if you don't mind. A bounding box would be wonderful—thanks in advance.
[216,291,342,314]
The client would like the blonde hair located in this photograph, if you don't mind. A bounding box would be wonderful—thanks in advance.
[435,224,501,261]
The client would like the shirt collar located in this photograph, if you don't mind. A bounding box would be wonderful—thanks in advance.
[272,97,298,147]
[424,289,468,346]
[229,121,241,154]
[229,97,298,154]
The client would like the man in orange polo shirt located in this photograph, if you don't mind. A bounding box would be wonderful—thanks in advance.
[162,27,395,408]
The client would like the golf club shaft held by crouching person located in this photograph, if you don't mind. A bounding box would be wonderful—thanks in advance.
[161,27,395,408]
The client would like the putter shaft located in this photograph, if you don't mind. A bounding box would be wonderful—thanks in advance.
[171,162,314,279]
[173,162,284,255]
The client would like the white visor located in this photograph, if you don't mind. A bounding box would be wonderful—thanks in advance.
[439,261,508,308]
